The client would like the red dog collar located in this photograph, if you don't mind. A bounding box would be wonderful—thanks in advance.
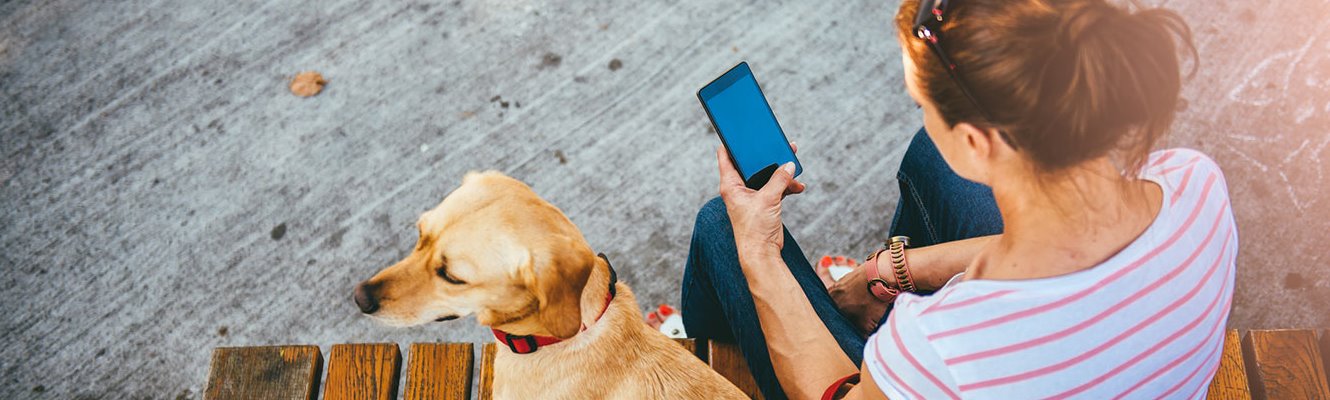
[492,253,618,354]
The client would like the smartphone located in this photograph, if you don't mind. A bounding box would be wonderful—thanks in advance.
[698,62,802,189]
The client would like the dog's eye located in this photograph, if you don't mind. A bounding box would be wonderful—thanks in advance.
[436,262,466,285]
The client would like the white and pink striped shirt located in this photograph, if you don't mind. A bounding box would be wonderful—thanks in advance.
[865,148,1238,399]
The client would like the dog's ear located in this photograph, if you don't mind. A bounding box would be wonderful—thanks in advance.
[522,234,596,337]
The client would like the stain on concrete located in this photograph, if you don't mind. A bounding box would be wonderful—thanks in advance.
[1238,9,1256,23]
[539,52,562,69]
[327,227,348,248]
[270,223,287,240]
[1284,272,1309,290]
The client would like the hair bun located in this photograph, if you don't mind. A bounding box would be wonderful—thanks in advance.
[1060,2,1123,45]
[895,0,1197,172]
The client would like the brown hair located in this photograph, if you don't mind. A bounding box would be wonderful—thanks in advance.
[895,0,1197,173]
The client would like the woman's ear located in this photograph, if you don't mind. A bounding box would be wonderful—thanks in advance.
[955,122,998,184]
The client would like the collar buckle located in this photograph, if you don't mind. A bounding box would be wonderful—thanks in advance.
[503,333,540,354]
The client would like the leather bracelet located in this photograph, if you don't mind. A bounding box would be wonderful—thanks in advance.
[887,236,916,293]
[865,248,900,302]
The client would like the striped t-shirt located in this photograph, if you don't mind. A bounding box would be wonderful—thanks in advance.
[865,148,1238,399]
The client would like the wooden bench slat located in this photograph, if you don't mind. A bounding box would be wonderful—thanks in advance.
[707,341,765,400]
[1209,329,1253,400]
[674,338,701,360]
[325,343,402,400]
[478,343,497,400]
[1321,330,1330,393]
[203,345,322,400]
[404,343,474,400]
[1242,329,1330,400]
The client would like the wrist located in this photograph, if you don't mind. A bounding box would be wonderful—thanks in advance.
[901,247,945,291]
[737,243,781,267]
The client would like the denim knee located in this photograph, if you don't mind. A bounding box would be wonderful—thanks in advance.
[898,127,946,182]
[693,197,733,243]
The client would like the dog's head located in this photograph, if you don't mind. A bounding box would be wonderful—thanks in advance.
[353,171,599,336]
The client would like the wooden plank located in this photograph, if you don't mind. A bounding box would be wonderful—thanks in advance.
[674,337,696,354]
[324,343,402,400]
[1322,330,1330,394]
[478,343,497,400]
[404,343,474,400]
[1241,329,1330,400]
[1209,329,1253,400]
[203,345,322,400]
[674,338,703,360]
[707,341,764,400]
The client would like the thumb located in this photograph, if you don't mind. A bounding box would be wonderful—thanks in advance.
[758,162,797,198]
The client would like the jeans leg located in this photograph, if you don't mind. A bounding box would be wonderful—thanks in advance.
[682,197,865,400]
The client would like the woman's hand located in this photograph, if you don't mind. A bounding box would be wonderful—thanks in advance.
[716,145,806,262]
[827,257,893,335]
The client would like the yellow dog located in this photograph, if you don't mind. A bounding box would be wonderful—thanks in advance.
[354,171,746,399]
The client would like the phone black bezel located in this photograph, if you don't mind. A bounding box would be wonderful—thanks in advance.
[697,61,802,189]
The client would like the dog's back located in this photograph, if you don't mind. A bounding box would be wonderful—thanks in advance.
[493,284,748,400]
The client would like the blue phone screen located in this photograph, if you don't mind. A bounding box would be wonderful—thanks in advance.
[699,63,801,187]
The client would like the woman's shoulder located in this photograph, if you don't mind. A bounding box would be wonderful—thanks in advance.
[1144,148,1234,216]
[1144,148,1229,184]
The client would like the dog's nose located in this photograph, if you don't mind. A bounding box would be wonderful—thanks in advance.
[353,281,381,314]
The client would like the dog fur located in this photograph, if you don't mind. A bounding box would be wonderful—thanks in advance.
[355,171,747,399]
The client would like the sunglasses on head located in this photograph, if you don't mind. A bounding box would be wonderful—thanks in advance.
[912,0,1018,148]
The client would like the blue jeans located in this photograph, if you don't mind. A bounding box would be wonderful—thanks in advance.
[680,128,1003,400]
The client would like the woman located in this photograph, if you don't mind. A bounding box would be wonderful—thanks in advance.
[680,0,1236,398]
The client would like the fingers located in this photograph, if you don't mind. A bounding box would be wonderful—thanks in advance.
[758,162,796,198]
[715,146,745,191]
[785,142,803,196]
[783,178,806,197]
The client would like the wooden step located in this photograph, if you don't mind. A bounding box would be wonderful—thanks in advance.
[404,343,474,400]
[1209,329,1253,399]
[203,345,322,400]
[325,343,401,400]
[1243,329,1330,400]
[204,331,1330,400]
[707,340,764,400]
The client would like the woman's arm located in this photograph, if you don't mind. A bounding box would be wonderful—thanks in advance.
[739,250,859,397]
[904,235,996,289]
[828,235,997,334]
[712,146,860,398]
